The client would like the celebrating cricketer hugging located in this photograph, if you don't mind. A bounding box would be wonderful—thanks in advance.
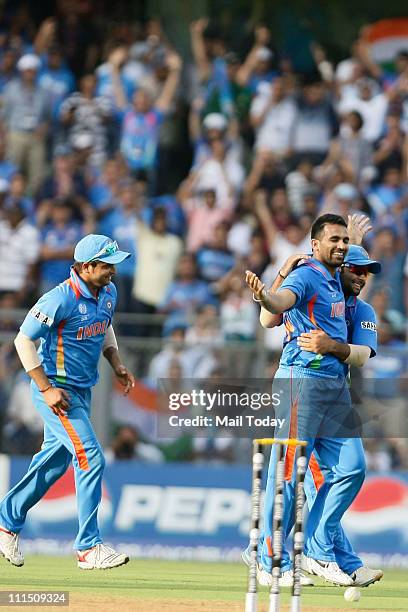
[243,213,384,597]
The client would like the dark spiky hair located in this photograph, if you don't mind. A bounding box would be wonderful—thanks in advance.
[311,214,347,239]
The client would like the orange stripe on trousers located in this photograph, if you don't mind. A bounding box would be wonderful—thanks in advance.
[284,368,299,481]
[266,535,273,557]
[58,414,89,470]
[309,453,324,492]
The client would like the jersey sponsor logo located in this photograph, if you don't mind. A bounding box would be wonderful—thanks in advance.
[106,300,112,310]
[330,301,345,317]
[29,307,53,327]
[79,303,87,314]
[76,319,108,340]
[361,321,377,331]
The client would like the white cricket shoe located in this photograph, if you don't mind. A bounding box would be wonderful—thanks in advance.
[351,566,383,587]
[302,556,353,586]
[242,553,314,587]
[77,544,129,570]
[257,567,314,587]
[279,569,314,587]
[0,526,24,567]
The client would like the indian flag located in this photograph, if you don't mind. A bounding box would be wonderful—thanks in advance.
[364,18,408,68]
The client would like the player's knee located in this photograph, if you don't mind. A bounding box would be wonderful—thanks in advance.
[350,453,366,479]
[87,447,106,473]
[94,450,106,473]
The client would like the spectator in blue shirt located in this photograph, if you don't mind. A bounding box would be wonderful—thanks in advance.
[95,44,135,104]
[367,167,406,218]
[39,198,84,293]
[196,221,235,283]
[5,173,34,221]
[368,227,406,314]
[111,51,182,187]
[143,193,186,238]
[38,46,75,121]
[36,144,93,230]
[101,179,138,311]
[161,253,217,323]
[88,157,123,232]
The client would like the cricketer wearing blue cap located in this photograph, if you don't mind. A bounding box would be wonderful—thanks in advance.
[245,214,372,587]
[0,235,135,570]
[299,244,383,586]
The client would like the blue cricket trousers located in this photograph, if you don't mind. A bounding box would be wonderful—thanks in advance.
[304,454,363,574]
[258,365,365,572]
[0,383,105,550]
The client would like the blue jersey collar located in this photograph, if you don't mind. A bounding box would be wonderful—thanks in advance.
[305,258,341,282]
[346,295,358,307]
[69,267,107,301]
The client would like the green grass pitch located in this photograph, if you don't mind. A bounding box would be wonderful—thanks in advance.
[0,556,407,611]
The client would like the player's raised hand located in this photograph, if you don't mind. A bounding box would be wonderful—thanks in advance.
[280,253,311,278]
[245,270,265,300]
[297,329,331,354]
[114,364,135,396]
[347,214,373,246]
[43,387,70,416]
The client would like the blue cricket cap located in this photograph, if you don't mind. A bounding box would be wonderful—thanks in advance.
[74,235,131,264]
[343,245,381,274]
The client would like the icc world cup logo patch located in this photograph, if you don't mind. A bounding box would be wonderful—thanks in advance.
[106,301,112,309]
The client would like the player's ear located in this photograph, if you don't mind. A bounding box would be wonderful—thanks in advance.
[311,238,319,253]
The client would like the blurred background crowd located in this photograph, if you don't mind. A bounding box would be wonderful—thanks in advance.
[0,0,407,467]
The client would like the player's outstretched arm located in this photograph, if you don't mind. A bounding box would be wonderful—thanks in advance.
[256,254,311,328]
[245,270,297,315]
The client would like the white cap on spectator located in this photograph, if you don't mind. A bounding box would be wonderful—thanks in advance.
[71,132,94,150]
[17,53,41,72]
[255,47,273,62]
[0,178,9,193]
[203,113,228,131]
[334,183,358,200]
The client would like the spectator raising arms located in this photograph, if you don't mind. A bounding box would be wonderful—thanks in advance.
[59,73,113,169]
[112,50,182,188]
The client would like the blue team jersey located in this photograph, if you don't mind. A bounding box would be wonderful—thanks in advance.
[279,259,347,376]
[20,268,117,389]
[345,295,377,355]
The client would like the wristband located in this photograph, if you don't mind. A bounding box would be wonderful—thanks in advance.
[39,384,52,393]
[278,270,287,279]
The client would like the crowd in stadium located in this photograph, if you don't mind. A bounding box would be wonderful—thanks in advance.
[0,3,407,464]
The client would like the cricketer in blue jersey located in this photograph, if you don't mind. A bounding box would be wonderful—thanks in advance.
[245,214,370,587]
[0,235,135,570]
[298,245,383,586]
